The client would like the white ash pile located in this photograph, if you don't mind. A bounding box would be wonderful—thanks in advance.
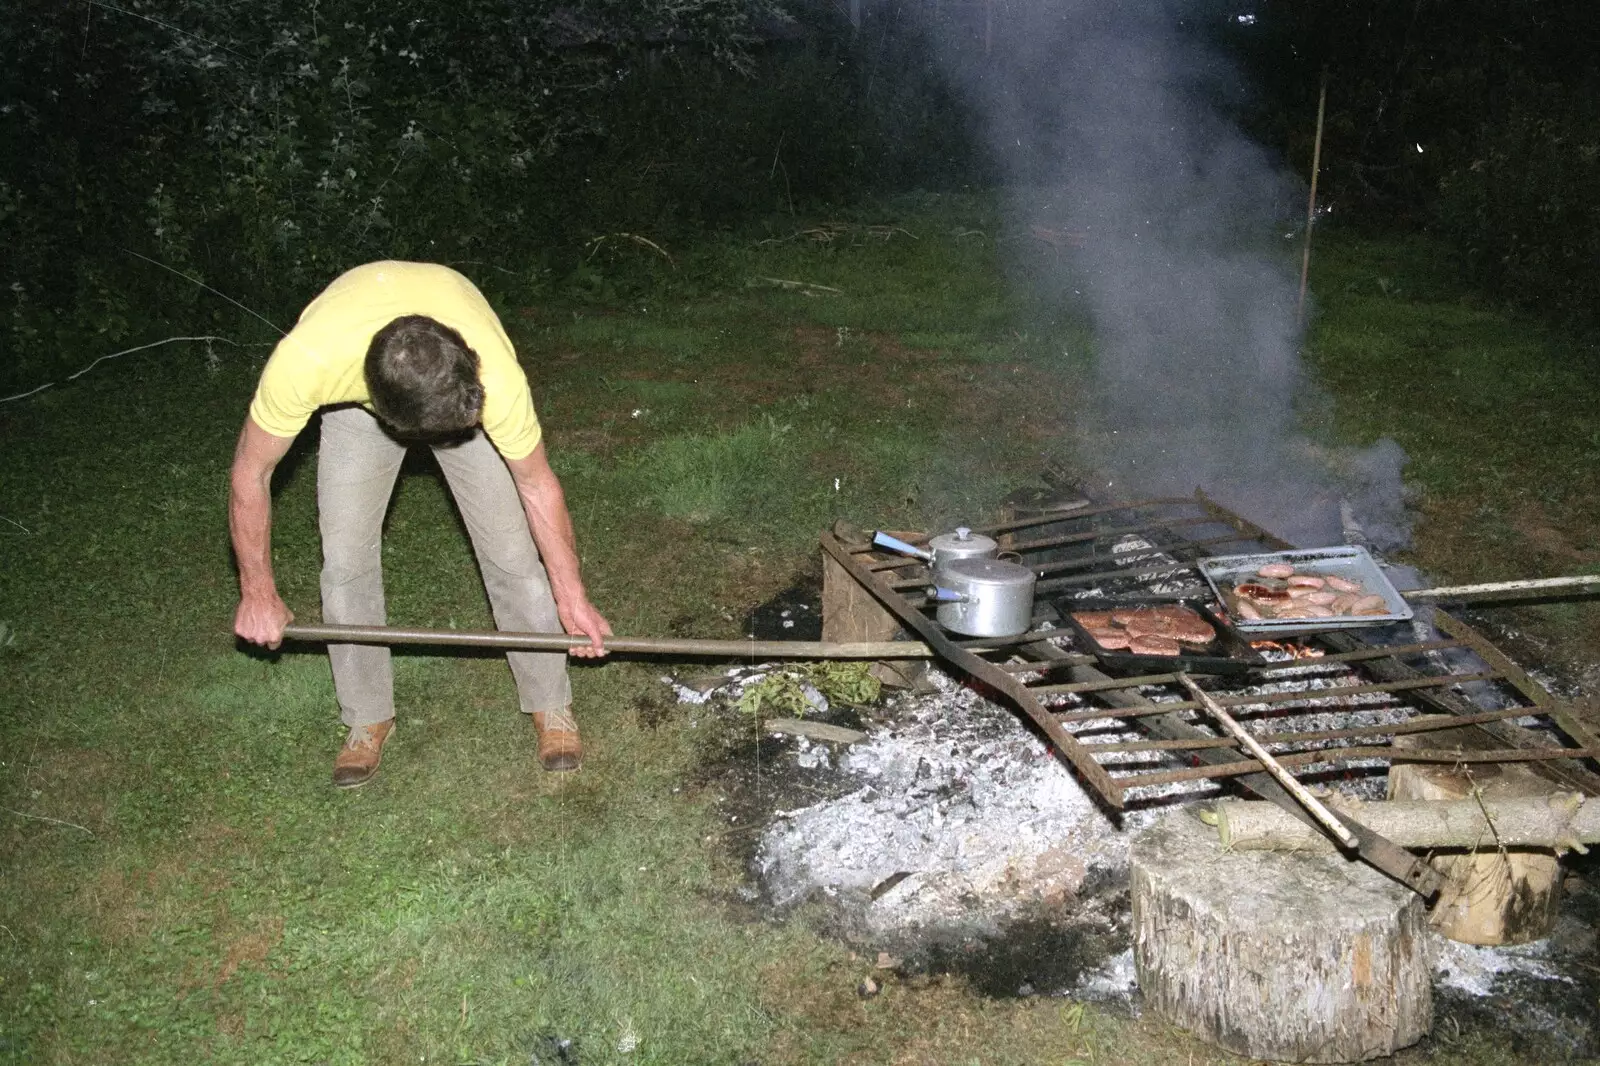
[751,667,1183,963]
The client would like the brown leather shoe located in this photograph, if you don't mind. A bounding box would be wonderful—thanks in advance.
[531,706,582,771]
[332,719,395,788]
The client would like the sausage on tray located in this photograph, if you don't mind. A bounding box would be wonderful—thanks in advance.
[1351,594,1389,616]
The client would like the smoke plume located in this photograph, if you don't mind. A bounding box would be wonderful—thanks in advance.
[924,1,1410,549]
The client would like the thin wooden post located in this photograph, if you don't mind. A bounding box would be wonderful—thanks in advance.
[1297,68,1329,327]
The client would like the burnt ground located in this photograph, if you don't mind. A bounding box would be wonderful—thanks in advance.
[661,581,1600,1061]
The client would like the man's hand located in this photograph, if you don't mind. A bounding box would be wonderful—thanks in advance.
[559,598,612,659]
[235,592,295,650]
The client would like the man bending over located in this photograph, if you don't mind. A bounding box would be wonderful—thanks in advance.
[230,261,610,787]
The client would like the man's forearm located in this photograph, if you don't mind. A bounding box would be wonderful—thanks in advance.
[229,473,278,598]
[229,417,296,602]
[505,447,593,604]
[519,477,588,604]
[503,443,610,653]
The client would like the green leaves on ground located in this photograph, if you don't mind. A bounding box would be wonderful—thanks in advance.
[736,662,882,721]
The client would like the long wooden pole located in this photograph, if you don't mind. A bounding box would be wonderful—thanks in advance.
[1297,68,1329,327]
[280,622,937,660]
[1403,574,1600,603]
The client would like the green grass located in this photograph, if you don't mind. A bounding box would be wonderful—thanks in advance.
[1304,228,1600,661]
[2,200,1596,1065]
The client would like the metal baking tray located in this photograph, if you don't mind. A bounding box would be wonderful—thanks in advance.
[1060,598,1266,676]
[1197,545,1414,634]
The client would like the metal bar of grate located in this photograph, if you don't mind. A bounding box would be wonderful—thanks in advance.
[1122,744,1596,789]
[825,489,1595,853]
[1034,533,1252,576]
[1082,704,1550,753]
[1024,642,1470,696]
[1434,609,1600,765]
[971,497,1198,538]
[1053,671,1505,720]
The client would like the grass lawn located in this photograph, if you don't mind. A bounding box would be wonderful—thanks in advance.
[2,196,1596,1064]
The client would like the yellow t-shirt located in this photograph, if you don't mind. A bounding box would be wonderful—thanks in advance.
[249,261,542,459]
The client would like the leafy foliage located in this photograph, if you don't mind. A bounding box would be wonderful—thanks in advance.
[1232,0,1600,326]
[1434,80,1600,324]
[735,661,881,720]
[0,0,990,396]
[0,0,773,390]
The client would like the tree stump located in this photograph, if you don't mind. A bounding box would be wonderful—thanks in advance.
[1389,719,1564,945]
[1131,811,1431,1063]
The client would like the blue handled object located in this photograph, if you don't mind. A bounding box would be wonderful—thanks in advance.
[930,587,968,603]
[872,531,934,561]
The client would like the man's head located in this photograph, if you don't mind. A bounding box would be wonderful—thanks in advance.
[364,315,485,438]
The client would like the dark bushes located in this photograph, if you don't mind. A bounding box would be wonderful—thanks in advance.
[0,0,982,396]
[1436,80,1600,326]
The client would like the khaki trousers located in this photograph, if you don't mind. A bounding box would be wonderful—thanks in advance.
[317,406,571,727]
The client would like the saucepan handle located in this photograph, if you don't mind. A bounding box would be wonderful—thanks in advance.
[873,531,934,561]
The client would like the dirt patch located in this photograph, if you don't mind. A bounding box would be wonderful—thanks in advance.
[214,915,284,986]
[742,577,824,642]
[1411,497,1600,690]
[64,818,248,948]
[10,747,121,835]
[1506,497,1600,568]
[68,864,158,947]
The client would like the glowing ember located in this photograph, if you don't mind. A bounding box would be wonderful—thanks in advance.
[1250,640,1326,660]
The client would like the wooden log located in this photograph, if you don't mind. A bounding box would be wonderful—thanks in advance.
[1132,811,1432,1063]
[762,718,867,745]
[1213,793,1593,852]
[821,530,928,689]
[1389,719,1564,945]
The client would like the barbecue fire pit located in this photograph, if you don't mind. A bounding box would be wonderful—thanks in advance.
[815,491,1600,1060]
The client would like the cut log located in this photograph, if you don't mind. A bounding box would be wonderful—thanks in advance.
[1213,793,1593,852]
[1389,718,1564,945]
[763,718,867,745]
[822,530,927,689]
[1132,811,1431,1063]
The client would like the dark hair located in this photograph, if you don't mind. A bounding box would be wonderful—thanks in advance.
[364,315,485,436]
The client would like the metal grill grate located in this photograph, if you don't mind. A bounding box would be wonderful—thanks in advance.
[822,492,1600,895]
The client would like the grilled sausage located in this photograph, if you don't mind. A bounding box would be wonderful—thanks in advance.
[1257,562,1296,579]
[1351,594,1388,615]
[1286,575,1326,590]
[1324,575,1364,594]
